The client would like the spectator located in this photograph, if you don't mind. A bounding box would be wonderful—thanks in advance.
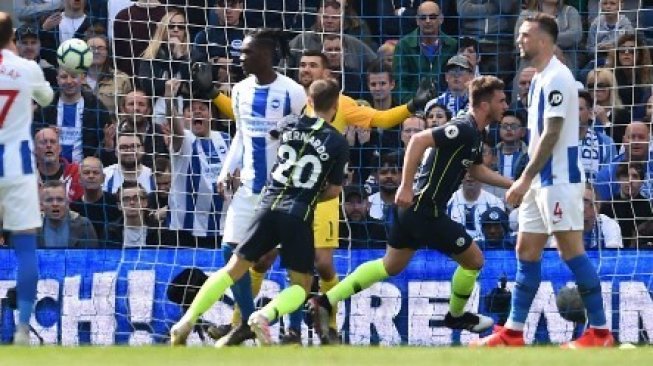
[15,24,57,87]
[457,0,520,89]
[400,114,426,149]
[85,34,132,117]
[191,0,244,64]
[377,41,396,67]
[38,180,98,248]
[323,34,366,98]
[481,141,504,199]
[509,66,536,130]
[578,90,616,181]
[586,68,630,143]
[344,125,376,187]
[514,0,583,72]
[424,101,451,127]
[113,0,166,76]
[600,163,653,247]
[167,80,231,249]
[393,1,457,103]
[39,0,93,67]
[368,151,401,230]
[572,185,623,249]
[595,122,653,199]
[339,0,377,50]
[148,156,171,226]
[608,33,653,120]
[587,0,633,55]
[457,37,482,77]
[478,207,514,249]
[427,55,473,117]
[166,0,212,39]
[107,0,133,39]
[288,1,377,73]
[366,61,396,110]
[496,113,527,181]
[70,156,121,247]
[447,172,506,241]
[340,186,387,249]
[103,132,155,194]
[114,89,169,168]
[34,127,83,201]
[33,67,110,163]
[138,9,192,125]
[108,182,158,247]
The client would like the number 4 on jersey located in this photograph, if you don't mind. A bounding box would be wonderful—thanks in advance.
[0,90,19,128]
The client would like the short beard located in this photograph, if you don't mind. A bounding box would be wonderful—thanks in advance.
[379,185,398,194]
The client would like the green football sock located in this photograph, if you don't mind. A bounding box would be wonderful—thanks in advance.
[261,285,307,322]
[449,266,480,317]
[326,259,389,306]
[186,270,234,323]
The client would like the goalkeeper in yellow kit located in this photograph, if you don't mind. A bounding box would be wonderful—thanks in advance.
[193,50,434,345]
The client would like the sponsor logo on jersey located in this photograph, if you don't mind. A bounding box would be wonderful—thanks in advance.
[445,125,459,139]
[548,90,563,107]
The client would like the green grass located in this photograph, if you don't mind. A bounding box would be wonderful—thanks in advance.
[0,346,651,366]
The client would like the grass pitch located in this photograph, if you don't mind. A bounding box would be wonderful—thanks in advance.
[0,346,651,366]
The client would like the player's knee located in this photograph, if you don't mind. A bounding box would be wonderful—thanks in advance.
[466,255,484,271]
[253,249,277,272]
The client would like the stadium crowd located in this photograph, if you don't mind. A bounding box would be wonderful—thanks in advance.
[4,0,653,251]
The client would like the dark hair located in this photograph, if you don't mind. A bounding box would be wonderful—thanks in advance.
[309,79,340,112]
[366,60,394,82]
[426,102,452,120]
[116,128,145,145]
[616,163,644,179]
[248,28,290,60]
[153,156,171,176]
[470,76,505,108]
[116,181,146,201]
[0,12,13,49]
[378,151,401,170]
[524,12,559,43]
[578,89,594,107]
[501,111,524,126]
[301,49,329,68]
[459,37,478,52]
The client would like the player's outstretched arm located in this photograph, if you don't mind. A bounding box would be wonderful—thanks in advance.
[468,164,513,189]
[192,63,235,120]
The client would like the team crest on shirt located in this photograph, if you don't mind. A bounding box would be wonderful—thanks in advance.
[270,98,281,109]
[548,90,563,107]
[455,237,466,247]
[444,125,459,139]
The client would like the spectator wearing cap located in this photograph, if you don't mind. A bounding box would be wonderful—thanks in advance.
[15,24,57,87]
[393,1,457,103]
[39,0,93,67]
[113,0,167,76]
[425,55,473,117]
[478,207,514,250]
[447,172,506,241]
[457,37,481,78]
[340,186,387,249]
[191,0,245,65]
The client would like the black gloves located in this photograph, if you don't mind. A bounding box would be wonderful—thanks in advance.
[191,63,220,100]
[407,78,436,113]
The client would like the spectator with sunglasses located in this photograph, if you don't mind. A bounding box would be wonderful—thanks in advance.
[495,112,528,181]
[586,68,630,143]
[393,1,457,103]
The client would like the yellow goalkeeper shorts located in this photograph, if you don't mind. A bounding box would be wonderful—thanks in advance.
[313,196,340,249]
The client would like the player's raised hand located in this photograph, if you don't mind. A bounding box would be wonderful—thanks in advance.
[407,78,436,113]
[395,183,414,208]
[191,63,220,100]
[505,176,530,207]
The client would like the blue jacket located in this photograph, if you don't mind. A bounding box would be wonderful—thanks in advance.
[594,152,653,200]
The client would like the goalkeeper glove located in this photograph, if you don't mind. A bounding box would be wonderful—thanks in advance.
[407,78,436,113]
[191,63,221,100]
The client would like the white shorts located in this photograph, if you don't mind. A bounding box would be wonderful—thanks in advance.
[518,183,584,234]
[222,188,261,244]
[0,175,41,231]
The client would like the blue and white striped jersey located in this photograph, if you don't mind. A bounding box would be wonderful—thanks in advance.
[527,56,584,188]
[219,73,306,193]
[56,98,84,163]
[103,164,155,194]
[0,50,53,178]
[579,128,616,181]
[169,130,230,237]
